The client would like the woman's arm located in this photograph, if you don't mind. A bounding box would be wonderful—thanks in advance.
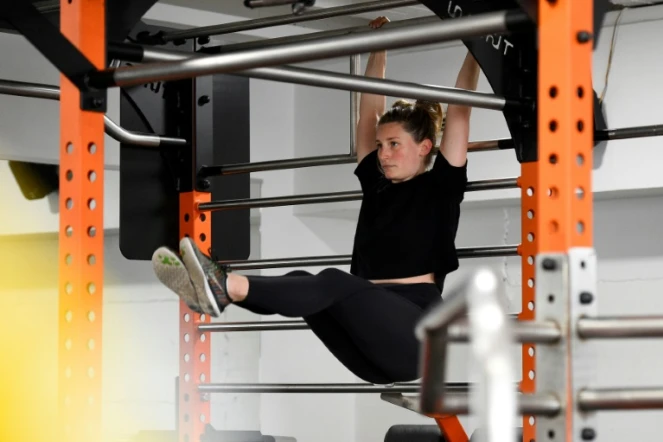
[439,51,481,167]
[356,17,389,164]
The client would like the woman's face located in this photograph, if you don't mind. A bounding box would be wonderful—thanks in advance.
[376,122,431,183]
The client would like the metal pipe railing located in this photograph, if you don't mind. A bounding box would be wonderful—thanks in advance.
[199,318,561,345]
[0,79,186,148]
[594,124,663,141]
[113,42,512,113]
[383,392,562,417]
[197,177,518,212]
[350,54,361,155]
[198,139,509,177]
[90,10,531,88]
[237,65,511,109]
[200,320,309,333]
[220,244,519,271]
[197,382,465,394]
[157,0,420,42]
[201,15,442,55]
[196,121,663,177]
[448,319,561,344]
[415,268,517,442]
[577,316,663,339]
[578,388,663,411]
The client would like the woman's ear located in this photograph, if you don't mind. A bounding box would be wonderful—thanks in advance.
[419,139,433,156]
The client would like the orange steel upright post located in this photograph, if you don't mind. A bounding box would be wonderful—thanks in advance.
[179,192,212,442]
[519,1,594,441]
[58,0,106,441]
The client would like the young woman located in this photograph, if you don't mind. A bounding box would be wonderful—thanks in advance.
[153,16,480,385]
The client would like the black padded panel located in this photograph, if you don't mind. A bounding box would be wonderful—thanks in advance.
[384,425,445,442]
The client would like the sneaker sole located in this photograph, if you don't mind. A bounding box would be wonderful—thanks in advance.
[152,246,203,314]
[179,238,222,317]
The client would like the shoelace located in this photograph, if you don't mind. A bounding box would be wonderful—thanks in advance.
[207,247,232,274]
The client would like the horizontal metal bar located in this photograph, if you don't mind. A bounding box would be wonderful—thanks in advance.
[594,124,663,141]
[160,0,419,42]
[448,319,560,344]
[438,392,562,417]
[90,10,530,88]
[193,124,663,179]
[199,122,663,177]
[199,313,526,334]
[200,320,308,332]
[198,177,518,212]
[200,138,509,176]
[202,154,356,176]
[578,388,663,411]
[0,79,186,147]
[238,65,510,110]
[577,316,663,339]
[245,0,301,9]
[197,382,473,394]
[221,245,519,270]
[208,16,442,55]
[200,189,359,211]
[117,43,512,117]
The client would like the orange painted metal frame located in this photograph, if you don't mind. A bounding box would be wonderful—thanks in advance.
[519,1,595,441]
[179,192,212,442]
[58,0,106,441]
[434,415,469,442]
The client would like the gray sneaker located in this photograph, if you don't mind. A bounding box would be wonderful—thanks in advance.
[152,246,204,314]
[178,237,233,317]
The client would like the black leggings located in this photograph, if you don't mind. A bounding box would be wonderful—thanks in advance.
[236,268,443,385]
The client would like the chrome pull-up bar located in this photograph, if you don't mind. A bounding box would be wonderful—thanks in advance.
[90,9,531,89]
[219,244,519,271]
[112,42,514,112]
[0,79,187,148]
[196,177,518,212]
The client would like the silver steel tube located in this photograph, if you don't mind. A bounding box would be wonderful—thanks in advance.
[0,79,186,147]
[201,190,361,211]
[198,139,507,176]
[246,0,300,8]
[350,55,360,155]
[237,65,509,110]
[198,382,439,394]
[438,392,561,417]
[198,178,518,211]
[577,316,663,339]
[91,10,529,88]
[222,245,518,270]
[103,119,187,147]
[0,79,60,100]
[448,319,561,344]
[578,388,663,411]
[225,254,351,270]
[204,16,441,55]
[129,44,512,112]
[160,0,419,42]
[200,320,308,332]
[200,153,355,176]
[595,124,663,141]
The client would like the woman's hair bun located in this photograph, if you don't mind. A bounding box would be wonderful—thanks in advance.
[414,99,444,135]
[391,99,413,110]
